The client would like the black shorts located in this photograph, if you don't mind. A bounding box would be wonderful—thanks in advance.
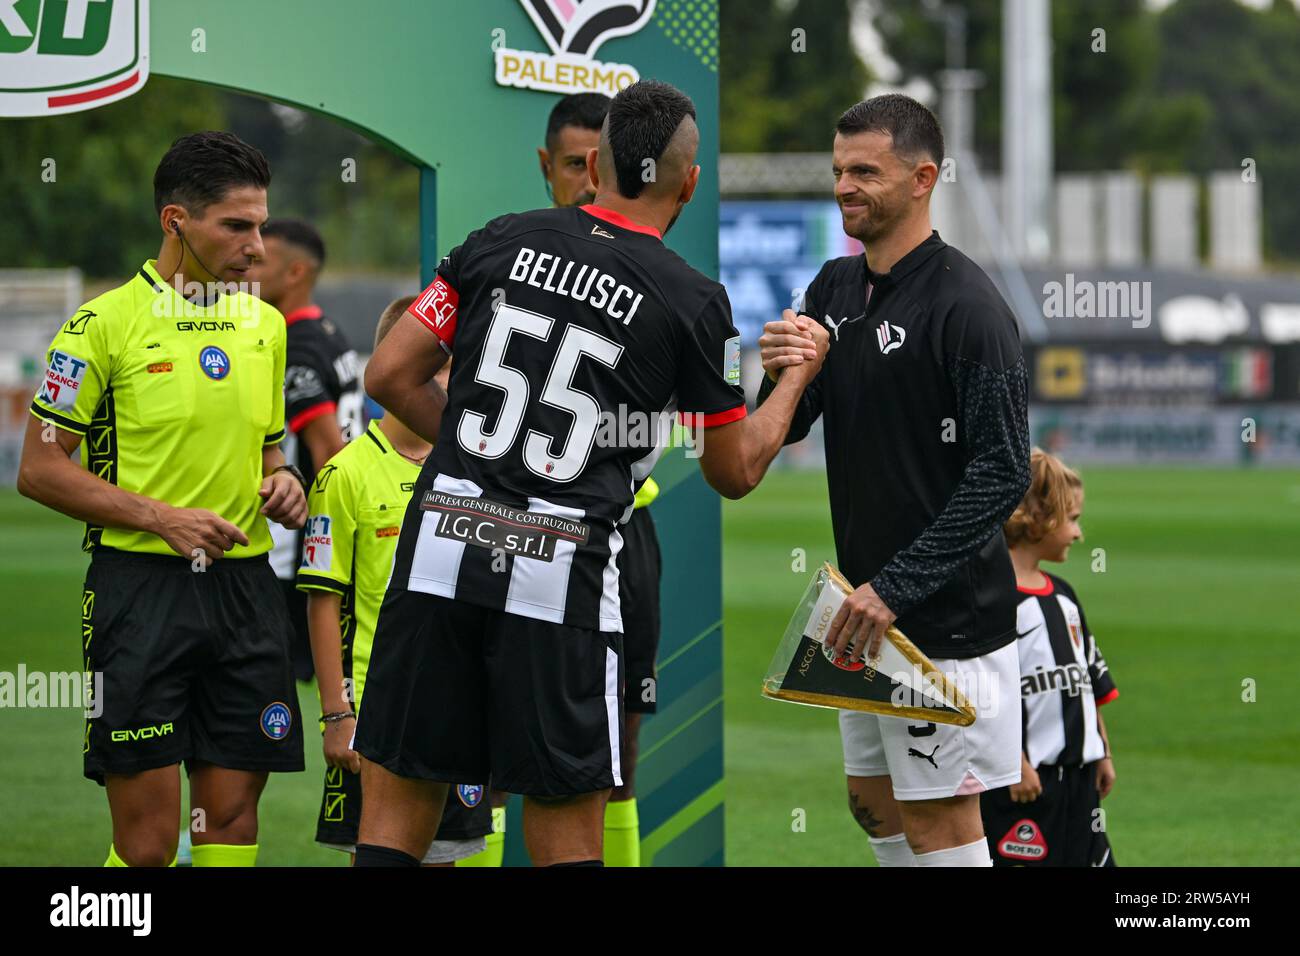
[617,506,661,715]
[280,577,315,683]
[353,589,624,797]
[81,548,305,785]
[316,764,492,846]
[981,761,1116,867]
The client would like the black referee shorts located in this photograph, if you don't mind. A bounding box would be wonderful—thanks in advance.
[353,588,624,797]
[316,763,492,847]
[81,547,305,785]
[981,762,1116,867]
[617,506,662,715]
[280,577,316,683]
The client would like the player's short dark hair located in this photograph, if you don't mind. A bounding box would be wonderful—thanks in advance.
[604,80,696,199]
[835,94,945,167]
[153,130,271,216]
[546,92,610,151]
[262,218,326,269]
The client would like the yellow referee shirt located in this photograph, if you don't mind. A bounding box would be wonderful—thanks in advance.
[296,420,417,709]
[29,260,287,556]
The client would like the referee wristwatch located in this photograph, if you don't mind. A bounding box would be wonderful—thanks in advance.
[272,463,309,494]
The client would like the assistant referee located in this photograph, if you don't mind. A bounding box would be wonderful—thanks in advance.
[17,131,307,867]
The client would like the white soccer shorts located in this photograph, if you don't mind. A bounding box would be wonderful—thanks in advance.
[838,640,1021,801]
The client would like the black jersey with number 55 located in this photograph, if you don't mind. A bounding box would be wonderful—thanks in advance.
[389,204,745,632]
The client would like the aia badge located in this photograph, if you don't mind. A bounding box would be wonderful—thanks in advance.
[260,702,293,740]
[457,784,485,808]
[822,642,866,672]
[199,345,230,380]
[495,0,655,95]
[998,818,1048,862]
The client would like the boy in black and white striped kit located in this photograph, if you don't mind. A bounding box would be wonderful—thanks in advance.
[981,448,1119,866]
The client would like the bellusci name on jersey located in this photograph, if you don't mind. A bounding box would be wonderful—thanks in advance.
[392,205,745,632]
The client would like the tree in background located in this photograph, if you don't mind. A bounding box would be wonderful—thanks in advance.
[224,100,419,274]
[869,0,1300,262]
[0,80,419,279]
[721,0,872,153]
[870,0,1204,172]
[1153,0,1300,261]
[0,77,225,277]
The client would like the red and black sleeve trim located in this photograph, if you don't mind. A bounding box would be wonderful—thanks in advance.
[678,405,748,429]
[288,401,337,434]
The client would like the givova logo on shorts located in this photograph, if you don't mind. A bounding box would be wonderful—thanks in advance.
[0,0,150,118]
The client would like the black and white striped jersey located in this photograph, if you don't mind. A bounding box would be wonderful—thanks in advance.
[390,204,746,632]
[1014,573,1118,767]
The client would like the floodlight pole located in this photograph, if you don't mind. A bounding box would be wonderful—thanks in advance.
[1002,0,1053,262]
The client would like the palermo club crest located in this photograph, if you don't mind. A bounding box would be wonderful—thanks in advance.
[520,0,656,58]
[496,0,656,96]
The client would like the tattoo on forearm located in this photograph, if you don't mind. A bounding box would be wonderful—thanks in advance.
[848,792,883,838]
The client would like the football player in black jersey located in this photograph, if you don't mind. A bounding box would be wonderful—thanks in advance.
[758,95,1032,867]
[539,91,659,867]
[248,219,362,681]
[352,80,828,867]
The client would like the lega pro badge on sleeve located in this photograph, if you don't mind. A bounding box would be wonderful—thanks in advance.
[723,335,741,386]
[38,350,89,411]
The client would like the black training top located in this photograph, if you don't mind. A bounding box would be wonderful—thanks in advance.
[758,231,1031,659]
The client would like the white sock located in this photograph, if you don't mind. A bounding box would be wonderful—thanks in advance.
[914,837,992,867]
[868,833,917,867]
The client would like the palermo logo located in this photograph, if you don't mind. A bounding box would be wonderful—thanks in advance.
[876,320,906,355]
[496,0,654,95]
[521,0,656,58]
[0,0,149,118]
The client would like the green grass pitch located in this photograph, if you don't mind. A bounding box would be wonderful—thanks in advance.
[722,467,1300,866]
[2,466,1298,865]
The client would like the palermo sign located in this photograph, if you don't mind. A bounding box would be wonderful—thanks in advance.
[496,0,654,95]
[0,0,148,117]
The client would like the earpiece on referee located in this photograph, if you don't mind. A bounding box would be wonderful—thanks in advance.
[171,220,181,235]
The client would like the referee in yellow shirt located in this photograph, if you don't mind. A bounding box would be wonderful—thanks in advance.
[16,131,307,868]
